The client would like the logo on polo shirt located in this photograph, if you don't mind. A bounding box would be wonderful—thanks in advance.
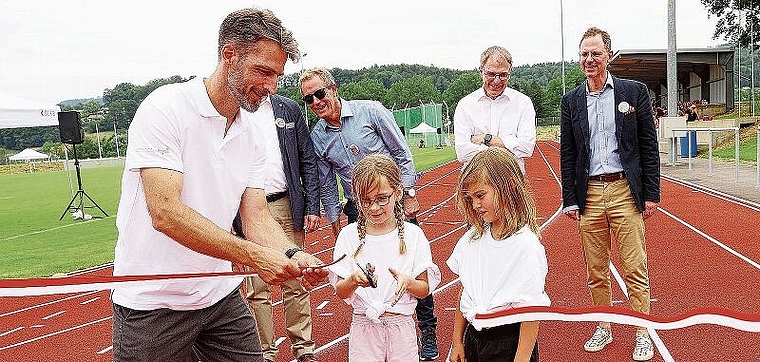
[135,146,171,155]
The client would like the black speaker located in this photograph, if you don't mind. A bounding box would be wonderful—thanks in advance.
[58,111,84,144]
[399,126,405,135]
[436,127,442,134]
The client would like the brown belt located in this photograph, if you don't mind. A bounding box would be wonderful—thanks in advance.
[589,172,626,182]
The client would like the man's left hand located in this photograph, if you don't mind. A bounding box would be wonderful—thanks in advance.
[643,201,659,219]
[292,252,329,289]
[404,195,421,218]
[304,215,320,233]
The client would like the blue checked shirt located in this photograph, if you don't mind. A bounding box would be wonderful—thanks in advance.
[310,99,417,223]
[586,73,624,177]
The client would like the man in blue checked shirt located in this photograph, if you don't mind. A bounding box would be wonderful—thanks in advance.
[299,67,440,361]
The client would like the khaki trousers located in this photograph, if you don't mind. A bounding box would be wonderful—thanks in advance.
[243,196,314,361]
[579,179,651,315]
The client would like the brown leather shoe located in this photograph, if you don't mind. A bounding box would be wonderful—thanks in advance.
[297,354,318,362]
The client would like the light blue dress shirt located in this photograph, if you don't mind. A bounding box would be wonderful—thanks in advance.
[586,73,624,177]
[310,99,416,223]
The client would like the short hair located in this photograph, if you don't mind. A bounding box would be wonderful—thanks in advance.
[299,67,337,92]
[455,147,540,241]
[479,46,513,70]
[580,26,612,53]
[217,8,300,62]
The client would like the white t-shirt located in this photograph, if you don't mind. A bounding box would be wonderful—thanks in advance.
[246,96,287,195]
[112,77,266,310]
[329,222,441,322]
[447,225,550,330]
[453,87,536,172]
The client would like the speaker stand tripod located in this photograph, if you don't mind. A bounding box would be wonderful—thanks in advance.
[59,143,109,220]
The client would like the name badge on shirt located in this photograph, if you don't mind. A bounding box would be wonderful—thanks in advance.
[349,144,360,156]
[285,122,295,129]
[275,118,286,128]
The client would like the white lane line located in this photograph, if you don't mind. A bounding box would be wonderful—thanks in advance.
[97,345,113,355]
[42,311,65,320]
[0,327,24,337]
[274,336,286,347]
[316,301,330,310]
[318,313,333,317]
[610,266,674,362]
[0,290,100,317]
[80,297,100,305]
[659,207,760,271]
[0,316,111,351]
[31,325,44,328]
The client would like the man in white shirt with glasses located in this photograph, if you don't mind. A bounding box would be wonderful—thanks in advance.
[454,46,536,173]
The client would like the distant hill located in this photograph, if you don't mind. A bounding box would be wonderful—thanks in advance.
[58,98,103,107]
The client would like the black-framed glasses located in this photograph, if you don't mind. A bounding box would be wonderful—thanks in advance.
[482,71,511,82]
[301,87,328,104]
[360,194,393,208]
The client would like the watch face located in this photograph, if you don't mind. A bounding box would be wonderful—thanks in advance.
[406,188,416,197]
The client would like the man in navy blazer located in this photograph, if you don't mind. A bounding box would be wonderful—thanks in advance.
[233,93,320,362]
[560,27,660,362]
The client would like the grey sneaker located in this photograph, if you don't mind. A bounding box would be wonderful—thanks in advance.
[632,334,654,361]
[584,326,613,352]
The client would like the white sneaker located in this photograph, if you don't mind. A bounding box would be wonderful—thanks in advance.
[584,326,613,352]
[632,334,654,361]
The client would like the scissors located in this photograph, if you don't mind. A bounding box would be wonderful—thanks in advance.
[298,254,346,270]
[356,262,378,288]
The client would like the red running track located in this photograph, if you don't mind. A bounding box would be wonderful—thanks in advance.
[1,141,759,361]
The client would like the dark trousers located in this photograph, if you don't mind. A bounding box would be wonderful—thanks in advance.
[112,289,263,362]
[343,199,437,332]
[464,323,539,362]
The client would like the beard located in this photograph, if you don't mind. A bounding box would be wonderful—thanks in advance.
[227,61,264,113]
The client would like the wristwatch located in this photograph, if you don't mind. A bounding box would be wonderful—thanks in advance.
[483,133,493,146]
[284,247,302,259]
[404,187,417,198]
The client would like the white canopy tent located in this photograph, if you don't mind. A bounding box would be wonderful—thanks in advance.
[0,92,60,129]
[409,122,439,148]
[9,148,50,162]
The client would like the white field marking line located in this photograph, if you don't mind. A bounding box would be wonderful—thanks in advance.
[41,311,65,320]
[80,297,100,305]
[609,267,675,362]
[303,145,565,361]
[0,215,116,243]
[31,325,43,328]
[659,208,760,271]
[97,345,113,355]
[0,316,111,351]
[661,175,760,212]
[0,327,23,337]
[0,290,100,317]
[316,301,330,310]
[274,336,286,347]
[68,262,114,276]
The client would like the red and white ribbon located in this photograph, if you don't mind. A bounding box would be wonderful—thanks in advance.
[473,306,760,332]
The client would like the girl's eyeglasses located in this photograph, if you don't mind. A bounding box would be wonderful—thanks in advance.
[360,195,392,208]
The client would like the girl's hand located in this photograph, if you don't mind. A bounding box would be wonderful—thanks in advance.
[351,269,372,288]
[388,267,411,306]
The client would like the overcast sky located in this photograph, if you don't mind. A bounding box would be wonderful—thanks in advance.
[1,0,725,104]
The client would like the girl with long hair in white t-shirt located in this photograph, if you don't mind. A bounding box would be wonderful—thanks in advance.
[448,147,550,362]
[329,154,440,361]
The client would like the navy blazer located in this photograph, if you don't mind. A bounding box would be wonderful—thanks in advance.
[559,76,660,213]
[233,94,320,235]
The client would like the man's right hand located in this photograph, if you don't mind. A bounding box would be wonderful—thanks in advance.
[250,247,301,285]
[564,210,579,220]
[331,220,341,237]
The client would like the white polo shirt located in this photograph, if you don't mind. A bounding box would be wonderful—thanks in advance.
[447,225,550,330]
[246,96,288,195]
[113,77,265,310]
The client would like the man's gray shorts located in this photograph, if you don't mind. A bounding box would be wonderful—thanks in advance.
[112,289,264,362]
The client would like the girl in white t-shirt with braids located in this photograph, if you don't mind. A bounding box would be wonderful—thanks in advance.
[448,147,550,362]
[329,154,440,362]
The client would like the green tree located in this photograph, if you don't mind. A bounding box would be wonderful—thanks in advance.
[340,79,387,103]
[701,0,760,49]
[384,75,442,110]
[442,71,480,114]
